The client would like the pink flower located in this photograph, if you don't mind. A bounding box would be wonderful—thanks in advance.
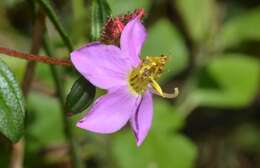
[71,18,178,146]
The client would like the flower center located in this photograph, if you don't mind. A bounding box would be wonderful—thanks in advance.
[128,55,167,95]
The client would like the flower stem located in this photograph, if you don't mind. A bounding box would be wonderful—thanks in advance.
[38,1,83,167]
[0,47,72,66]
[37,0,74,52]
[43,35,83,168]
[22,9,46,97]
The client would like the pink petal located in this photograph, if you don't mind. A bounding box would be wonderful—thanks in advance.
[77,86,140,133]
[71,42,131,90]
[130,91,153,146]
[120,18,147,66]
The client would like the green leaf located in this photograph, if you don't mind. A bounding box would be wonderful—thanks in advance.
[26,92,65,152]
[174,0,216,42]
[3,0,24,8]
[91,0,111,41]
[193,54,260,108]
[0,59,25,143]
[218,7,260,49]
[142,19,188,82]
[112,99,196,168]
[0,54,26,82]
[66,77,96,115]
[152,99,185,133]
[107,0,150,16]
[113,133,197,168]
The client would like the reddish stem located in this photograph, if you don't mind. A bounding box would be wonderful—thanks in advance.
[0,47,72,66]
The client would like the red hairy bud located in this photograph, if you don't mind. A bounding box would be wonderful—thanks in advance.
[100,8,145,45]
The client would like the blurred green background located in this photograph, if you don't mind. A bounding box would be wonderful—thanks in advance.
[0,0,260,168]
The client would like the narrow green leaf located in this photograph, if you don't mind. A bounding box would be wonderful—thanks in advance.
[91,0,111,40]
[66,77,96,115]
[37,0,74,51]
[0,59,25,143]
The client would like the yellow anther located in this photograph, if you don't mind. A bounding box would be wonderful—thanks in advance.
[128,55,178,99]
[128,55,167,95]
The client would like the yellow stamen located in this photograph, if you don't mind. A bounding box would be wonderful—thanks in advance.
[128,55,178,99]
[151,87,179,98]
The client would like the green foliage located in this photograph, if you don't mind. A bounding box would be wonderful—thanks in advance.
[91,0,111,41]
[0,59,25,143]
[113,133,197,168]
[193,54,260,108]
[107,0,150,15]
[152,100,184,133]
[142,19,188,82]
[175,0,216,42]
[0,55,26,82]
[66,77,96,115]
[112,100,197,168]
[26,92,65,152]
[219,7,260,49]
[71,0,87,43]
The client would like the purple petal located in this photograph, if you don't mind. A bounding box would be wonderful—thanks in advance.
[130,91,153,146]
[120,18,147,66]
[77,86,140,133]
[71,43,131,90]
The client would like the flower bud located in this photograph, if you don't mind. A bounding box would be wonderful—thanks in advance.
[100,8,145,45]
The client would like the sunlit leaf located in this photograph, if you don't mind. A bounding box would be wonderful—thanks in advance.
[174,0,216,42]
[218,7,260,49]
[153,99,185,133]
[113,132,197,168]
[112,99,196,168]
[193,54,260,108]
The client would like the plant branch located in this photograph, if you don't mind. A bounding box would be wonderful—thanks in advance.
[21,9,46,97]
[0,47,72,66]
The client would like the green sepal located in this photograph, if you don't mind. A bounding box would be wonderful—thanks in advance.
[66,76,96,116]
